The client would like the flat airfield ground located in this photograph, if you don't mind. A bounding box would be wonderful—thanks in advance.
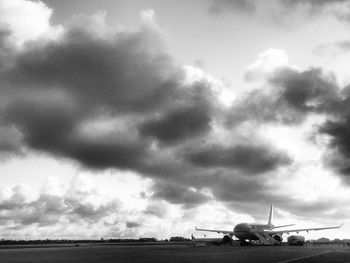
[1,244,350,263]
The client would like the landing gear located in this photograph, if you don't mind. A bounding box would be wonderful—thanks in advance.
[222,235,233,245]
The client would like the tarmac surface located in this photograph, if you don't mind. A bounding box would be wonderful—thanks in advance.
[0,244,350,263]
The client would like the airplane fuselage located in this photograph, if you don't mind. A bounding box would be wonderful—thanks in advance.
[233,223,273,241]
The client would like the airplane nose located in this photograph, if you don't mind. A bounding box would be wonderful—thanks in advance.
[234,223,250,232]
[233,223,250,239]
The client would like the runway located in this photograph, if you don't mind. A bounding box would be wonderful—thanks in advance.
[0,244,349,263]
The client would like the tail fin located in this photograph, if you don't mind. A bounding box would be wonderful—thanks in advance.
[268,204,274,226]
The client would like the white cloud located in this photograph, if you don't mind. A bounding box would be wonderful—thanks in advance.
[140,9,156,26]
[139,8,163,36]
[244,48,290,82]
[0,0,62,47]
[0,187,12,202]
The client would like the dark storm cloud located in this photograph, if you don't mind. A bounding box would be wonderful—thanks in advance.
[0,126,22,155]
[186,144,291,174]
[269,67,339,112]
[208,173,267,202]
[209,0,256,14]
[69,200,117,221]
[0,29,11,56]
[261,67,350,177]
[126,222,141,228]
[0,12,296,210]
[311,83,350,176]
[3,94,78,152]
[0,20,207,171]
[67,137,149,170]
[5,28,181,113]
[152,182,211,207]
[227,67,340,127]
[139,105,212,145]
[1,91,151,170]
[0,17,288,164]
[319,117,350,175]
[226,63,350,181]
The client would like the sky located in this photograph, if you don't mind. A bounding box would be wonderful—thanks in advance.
[0,0,350,241]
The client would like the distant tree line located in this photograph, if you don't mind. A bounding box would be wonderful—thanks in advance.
[0,237,191,245]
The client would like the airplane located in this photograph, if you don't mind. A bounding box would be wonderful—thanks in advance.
[195,205,343,246]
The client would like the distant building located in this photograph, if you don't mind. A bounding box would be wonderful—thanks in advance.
[170,236,188,242]
[287,235,305,246]
[342,239,350,246]
[331,238,341,245]
[316,238,330,243]
[138,238,157,242]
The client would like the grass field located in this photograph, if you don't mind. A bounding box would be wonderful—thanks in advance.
[0,243,349,263]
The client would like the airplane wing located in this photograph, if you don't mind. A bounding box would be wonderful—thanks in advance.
[272,224,295,229]
[266,224,343,235]
[195,226,234,235]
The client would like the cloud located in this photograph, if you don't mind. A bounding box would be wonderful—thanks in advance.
[0,176,119,228]
[226,90,306,126]
[280,0,350,22]
[126,221,141,228]
[269,67,339,112]
[281,0,347,8]
[331,40,350,51]
[139,104,212,145]
[0,2,296,213]
[227,49,350,182]
[240,50,350,179]
[0,0,347,239]
[208,0,350,24]
[207,173,268,203]
[0,10,183,170]
[314,40,350,56]
[186,143,291,174]
[143,200,169,218]
[244,49,289,82]
[0,0,62,47]
[209,0,256,14]
[227,65,340,127]
[0,125,23,155]
[0,4,294,202]
[152,182,211,208]
[5,29,179,113]
[319,116,350,175]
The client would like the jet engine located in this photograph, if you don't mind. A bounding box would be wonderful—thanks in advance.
[221,235,233,244]
[273,234,283,243]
